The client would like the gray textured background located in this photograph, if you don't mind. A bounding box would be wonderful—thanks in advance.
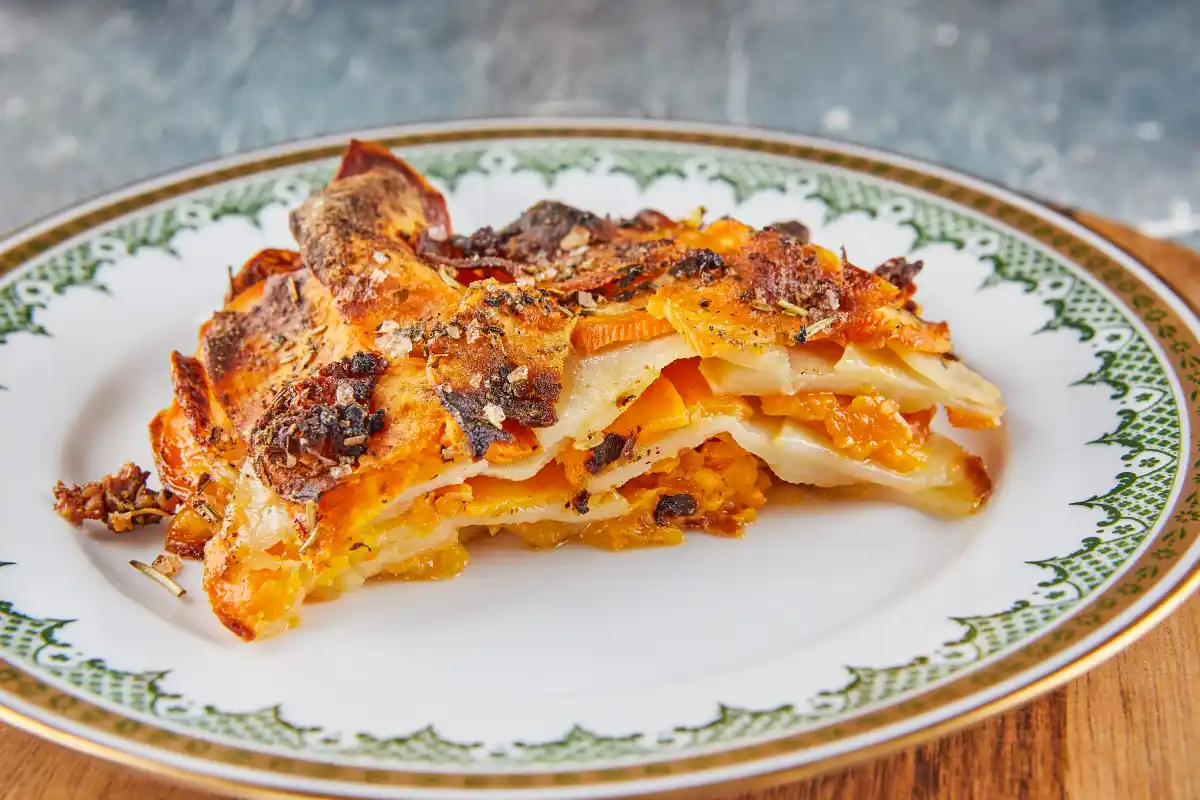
[1,0,1197,246]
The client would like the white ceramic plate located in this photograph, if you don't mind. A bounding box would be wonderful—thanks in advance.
[1,120,1197,799]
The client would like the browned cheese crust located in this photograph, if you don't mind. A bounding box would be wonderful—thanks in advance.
[427,280,574,458]
[252,352,388,503]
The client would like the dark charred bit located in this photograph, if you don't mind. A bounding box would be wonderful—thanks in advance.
[902,299,919,314]
[736,232,842,314]
[668,248,727,279]
[420,250,529,280]
[654,493,698,526]
[428,281,573,457]
[451,201,619,265]
[53,462,180,532]
[619,209,675,231]
[765,220,811,244]
[616,263,645,289]
[434,387,515,459]
[875,257,924,291]
[571,490,591,515]
[585,433,629,474]
[413,227,458,260]
[350,352,381,375]
[251,352,389,502]
[795,327,808,345]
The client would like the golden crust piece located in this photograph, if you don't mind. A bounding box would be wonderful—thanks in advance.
[144,143,459,562]
[290,142,459,334]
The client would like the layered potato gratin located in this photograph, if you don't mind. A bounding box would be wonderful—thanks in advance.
[56,141,1004,639]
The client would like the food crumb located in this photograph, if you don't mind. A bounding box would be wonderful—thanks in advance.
[482,403,507,427]
[53,463,180,532]
[152,552,183,578]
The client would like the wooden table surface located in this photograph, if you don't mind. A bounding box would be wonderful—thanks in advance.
[2,213,1197,799]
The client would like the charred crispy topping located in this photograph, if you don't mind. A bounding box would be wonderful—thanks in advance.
[202,270,314,387]
[571,490,591,515]
[428,281,574,459]
[451,201,620,266]
[667,248,727,280]
[764,219,811,244]
[201,310,251,388]
[550,238,680,295]
[585,433,629,474]
[733,230,845,312]
[251,352,388,502]
[874,256,925,292]
[53,462,181,532]
[225,249,301,303]
[653,493,698,526]
[167,351,246,465]
[198,268,352,443]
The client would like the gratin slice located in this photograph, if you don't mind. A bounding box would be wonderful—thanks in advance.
[127,140,1005,640]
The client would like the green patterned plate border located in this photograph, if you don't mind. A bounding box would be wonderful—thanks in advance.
[0,120,1198,799]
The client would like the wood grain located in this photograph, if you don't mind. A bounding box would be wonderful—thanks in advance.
[0,214,1196,799]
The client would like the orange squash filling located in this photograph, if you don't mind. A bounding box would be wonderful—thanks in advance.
[373,434,772,574]
[378,538,472,581]
[945,407,1001,430]
[572,310,676,353]
[365,368,944,585]
[558,358,751,487]
[759,393,933,472]
[509,435,771,551]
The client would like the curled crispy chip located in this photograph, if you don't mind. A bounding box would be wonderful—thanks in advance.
[332,139,451,237]
[225,248,300,303]
[290,154,459,333]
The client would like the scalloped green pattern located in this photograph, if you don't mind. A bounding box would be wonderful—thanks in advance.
[0,141,1184,767]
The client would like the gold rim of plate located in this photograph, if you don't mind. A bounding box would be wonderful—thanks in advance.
[1,120,1197,799]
